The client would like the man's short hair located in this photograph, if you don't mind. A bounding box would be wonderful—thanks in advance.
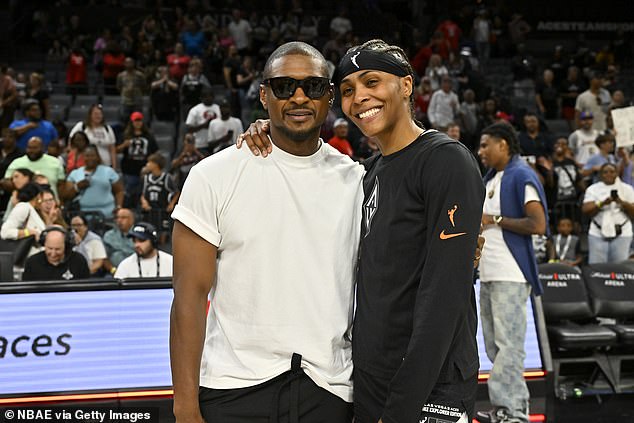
[262,42,328,79]
[481,123,521,156]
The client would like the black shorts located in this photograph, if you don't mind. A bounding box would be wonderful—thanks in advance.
[353,367,477,423]
[199,370,352,423]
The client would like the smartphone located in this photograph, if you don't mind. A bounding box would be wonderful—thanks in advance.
[611,189,619,200]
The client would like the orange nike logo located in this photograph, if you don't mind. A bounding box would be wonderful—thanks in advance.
[439,230,467,240]
[440,204,467,240]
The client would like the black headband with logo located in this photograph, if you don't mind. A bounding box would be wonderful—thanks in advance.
[335,49,410,85]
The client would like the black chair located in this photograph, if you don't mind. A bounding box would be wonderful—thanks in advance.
[539,263,619,396]
[583,263,634,391]
[0,252,14,282]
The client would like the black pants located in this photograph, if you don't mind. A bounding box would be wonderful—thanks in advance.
[199,355,352,423]
[353,367,477,423]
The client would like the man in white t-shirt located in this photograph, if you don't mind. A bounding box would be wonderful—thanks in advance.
[476,123,548,423]
[114,222,173,278]
[208,99,244,154]
[568,110,600,166]
[227,9,252,54]
[185,88,221,154]
[170,42,362,423]
[575,72,611,132]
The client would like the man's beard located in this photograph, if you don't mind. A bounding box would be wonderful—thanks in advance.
[27,152,43,161]
[273,123,321,143]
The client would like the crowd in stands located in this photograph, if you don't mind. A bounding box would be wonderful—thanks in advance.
[0,1,633,280]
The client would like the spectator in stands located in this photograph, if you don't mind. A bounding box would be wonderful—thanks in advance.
[0,130,24,211]
[575,72,611,132]
[228,9,252,55]
[103,207,135,274]
[140,153,179,245]
[609,90,627,109]
[38,186,67,228]
[65,45,88,97]
[171,133,204,189]
[207,99,243,154]
[69,104,117,169]
[560,66,585,123]
[298,15,318,44]
[583,134,624,183]
[547,217,582,267]
[67,145,123,218]
[65,131,88,173]
[477,123,547,423]
[167,42,191,82]
[446,122,461,141]
[47,39,69,83]
[27,72,50,121]
[4,137,66,199]
[1,168,33,220]
[424,54,449,91]
[327,118,353,157]
[180,58,211,117]
[413,76,433,127]
[150,66,179,122]
[70,213,107,276]
[568,111,600,167]
[0,65,18,130]
[223,45,242,115]
[551,137,583,222]
[582,163,634,264]
[117,112,158,209]
[547,46,567,86]
[428,76,459,129]
[535,69,559,119]
[436,17,462,53]
[511,44,536,98]
[329,7,353,37]
[508,14,531,47]
[473,9,491,64]
[0,183,46,258]
[180,20,206,58]
[236,55,258,126]
[102,41,126,95]
[14,73,27,107]
[457,88,479,150]
[114,221,173,278]
[22,226,89,281]
[518,112,554,159]
[186,88,221,155]
[117,57,146,124]
[10,100,58,150]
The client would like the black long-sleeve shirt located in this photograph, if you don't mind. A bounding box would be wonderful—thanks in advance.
[354,130,485,423]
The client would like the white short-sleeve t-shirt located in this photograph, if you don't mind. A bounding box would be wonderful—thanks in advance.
[171,141,364,402]
[479,171,542,283]
[583,180,634,238]
[114,250,173,278]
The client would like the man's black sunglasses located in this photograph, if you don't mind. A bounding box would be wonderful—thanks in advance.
[262,77,331,99]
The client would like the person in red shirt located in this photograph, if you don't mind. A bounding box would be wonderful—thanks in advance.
[102,42,125,95]
[327,118,354,157]
[65,47,87,97]
[436,19,462,53]
[166,42,191,82]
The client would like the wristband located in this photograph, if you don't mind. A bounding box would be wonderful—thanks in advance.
[494,215,504,225]
[24,228,30,237]
[596,201,603,209]
[110,267,117,275]
[73,183,79,192]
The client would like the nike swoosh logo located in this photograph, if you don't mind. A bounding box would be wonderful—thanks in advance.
[439,230,467,240]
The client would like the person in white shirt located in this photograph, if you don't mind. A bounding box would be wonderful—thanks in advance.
[575,72,611,132]
[185,88,221,155]
[114,222,173,278]
[170,42,362,423]
[568,110,600,166]
[428,76,459,129]
[208,100,244,154]
[69,104,117,168]
[227,9,252,54]
[582,163,634,264]
[329,8,352,36]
